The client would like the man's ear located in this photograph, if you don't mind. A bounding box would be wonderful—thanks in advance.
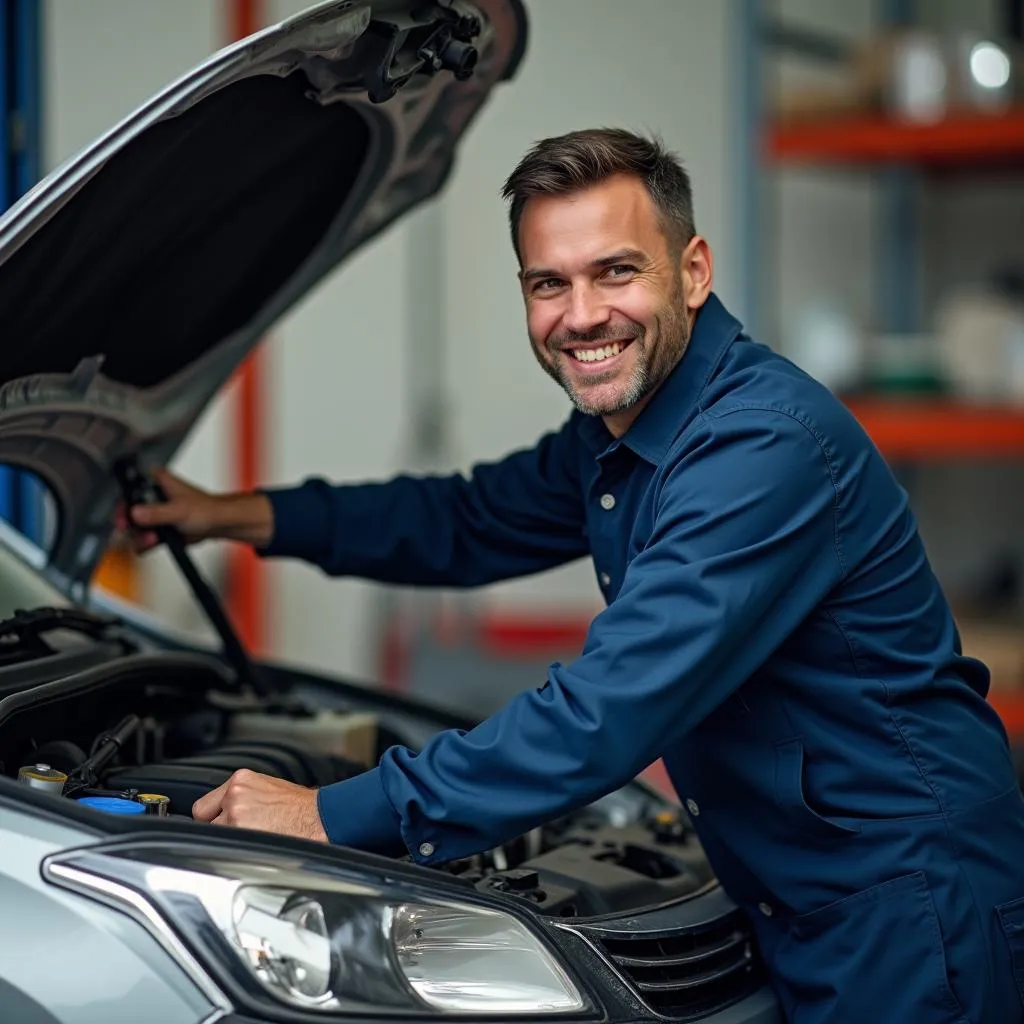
[681,236,713,310]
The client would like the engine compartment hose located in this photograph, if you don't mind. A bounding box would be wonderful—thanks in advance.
[68,714,141,787]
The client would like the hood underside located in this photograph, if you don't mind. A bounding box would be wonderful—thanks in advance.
[0,0,525,583]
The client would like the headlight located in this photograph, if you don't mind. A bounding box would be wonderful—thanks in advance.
[44,842,588,1018]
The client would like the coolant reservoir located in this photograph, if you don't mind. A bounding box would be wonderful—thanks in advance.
[17,763,67,795]
[227,710,378,767]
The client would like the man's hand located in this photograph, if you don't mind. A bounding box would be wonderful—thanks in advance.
[115,467,275,553]
[193,769,328,843]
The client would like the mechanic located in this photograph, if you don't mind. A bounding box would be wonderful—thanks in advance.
[126,128,1024,1024]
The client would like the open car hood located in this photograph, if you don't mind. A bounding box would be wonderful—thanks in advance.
[0,0,526,584]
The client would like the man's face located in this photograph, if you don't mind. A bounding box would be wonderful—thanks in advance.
[517,173,709,431]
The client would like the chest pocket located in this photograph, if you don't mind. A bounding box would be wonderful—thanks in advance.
[998,897,1024,1008]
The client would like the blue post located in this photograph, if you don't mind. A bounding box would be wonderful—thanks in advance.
[0,0,13,528]
[13,0,40,194]
[0,0,45,545]
[13,0,43,542]
[877,0,920,336]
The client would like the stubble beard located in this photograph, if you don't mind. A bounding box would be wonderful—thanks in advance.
[536,288,692,418]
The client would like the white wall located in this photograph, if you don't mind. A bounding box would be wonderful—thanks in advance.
[439,0,735,612]
[44,0,220,162]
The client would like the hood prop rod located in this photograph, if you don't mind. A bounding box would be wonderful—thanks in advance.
[113,458,273,700]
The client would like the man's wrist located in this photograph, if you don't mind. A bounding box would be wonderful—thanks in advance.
[216,492,274,548]
[303,787,329,843]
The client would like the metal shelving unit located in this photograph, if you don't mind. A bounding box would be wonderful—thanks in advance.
[751,0,1024,463]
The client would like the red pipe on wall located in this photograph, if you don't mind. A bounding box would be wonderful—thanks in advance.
[226,0,267,654]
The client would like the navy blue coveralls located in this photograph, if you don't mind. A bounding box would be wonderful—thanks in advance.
[262,294,1024,1023]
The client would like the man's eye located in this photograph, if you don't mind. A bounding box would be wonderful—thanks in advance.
[534,278,564,292]
[605,264,637,279]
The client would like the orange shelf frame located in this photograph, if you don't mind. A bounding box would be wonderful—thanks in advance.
[843,398,1024,461]
[766,109,1024,167]
[990,693,1024,737]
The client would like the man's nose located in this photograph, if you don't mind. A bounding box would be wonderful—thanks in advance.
[562,284,611,336]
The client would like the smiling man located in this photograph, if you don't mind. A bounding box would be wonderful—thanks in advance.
[134,129,1024,1024]
[517,169,693,433]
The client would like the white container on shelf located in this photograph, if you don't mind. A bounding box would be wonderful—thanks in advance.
[884,30,1019,122]
[888,31,948,123]
[787,303,864,394]
[936,287,1024,402]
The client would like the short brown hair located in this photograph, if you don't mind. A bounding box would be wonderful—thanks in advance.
[501,128,695,263]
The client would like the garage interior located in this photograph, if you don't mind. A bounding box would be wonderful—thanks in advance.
[2,0,1024,781]
[4,2,1024,1022]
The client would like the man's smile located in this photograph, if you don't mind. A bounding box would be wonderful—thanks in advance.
[569,338,633,362]
[556,337,636,371]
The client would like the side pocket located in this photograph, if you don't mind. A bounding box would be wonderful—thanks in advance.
[773,871,967,1024]
[774,738,859,839]
[997,896,1024,1006]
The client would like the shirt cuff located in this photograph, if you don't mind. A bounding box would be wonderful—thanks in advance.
[316,767,407,856]
[258,482,333,561]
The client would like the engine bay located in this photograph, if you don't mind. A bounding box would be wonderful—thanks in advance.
[1,648,713,919]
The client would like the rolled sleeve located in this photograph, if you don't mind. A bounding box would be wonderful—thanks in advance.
[341,408,846,862]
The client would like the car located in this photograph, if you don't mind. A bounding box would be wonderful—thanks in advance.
[0,2,782,1022]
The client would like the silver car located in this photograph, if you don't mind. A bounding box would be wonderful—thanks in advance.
[0,3,781,1022]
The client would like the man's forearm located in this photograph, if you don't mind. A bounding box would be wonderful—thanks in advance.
[259,463,588,587]
[214,491,275,548]
[258,476,486,584]
[254,421,589,584]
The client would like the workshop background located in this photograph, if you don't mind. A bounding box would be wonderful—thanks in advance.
[3,0,1024,744]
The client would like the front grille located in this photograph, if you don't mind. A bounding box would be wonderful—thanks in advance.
[592,910,765,1020]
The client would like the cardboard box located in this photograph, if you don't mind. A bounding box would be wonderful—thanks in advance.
[956,620,1024,692]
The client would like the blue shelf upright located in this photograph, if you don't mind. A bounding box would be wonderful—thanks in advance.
[0,0,44,545]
